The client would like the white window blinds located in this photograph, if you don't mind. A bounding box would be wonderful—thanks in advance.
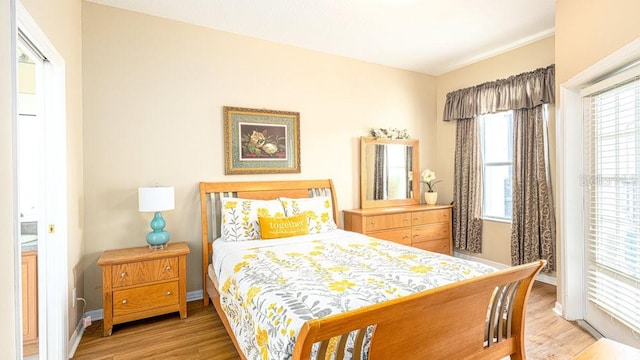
[582,71,640,333]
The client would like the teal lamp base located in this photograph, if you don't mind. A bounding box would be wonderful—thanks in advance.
[146,211,170,250]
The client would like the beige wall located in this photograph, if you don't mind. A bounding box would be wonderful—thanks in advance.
[556,0,640,87]
[435,36,555,265]
[19,0,84,341]
[0,1,17,357]
[81,2,437,310]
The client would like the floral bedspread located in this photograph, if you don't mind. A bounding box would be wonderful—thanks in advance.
[214,230,495,360]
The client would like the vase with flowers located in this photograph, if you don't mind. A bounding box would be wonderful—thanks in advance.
[421,169,442,205]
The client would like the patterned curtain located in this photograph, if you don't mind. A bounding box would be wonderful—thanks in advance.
[511,106,556,272]
[445,64,555,261]
[453,118,483,252]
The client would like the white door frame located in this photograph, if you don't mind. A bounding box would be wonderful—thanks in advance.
[14,1,69,358]
[557,37,640,345]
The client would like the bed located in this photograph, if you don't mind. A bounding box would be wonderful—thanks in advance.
[199,179,545,360]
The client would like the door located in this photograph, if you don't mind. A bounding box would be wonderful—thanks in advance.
[15,3,69,358]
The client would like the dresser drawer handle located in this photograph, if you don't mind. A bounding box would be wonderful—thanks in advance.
[413,217,419,221]
[165,266,171,272]
[370,220,376,225]
[120,272,127,278]
[166,291,172,296]
[403,218,409,222]
[402,235,409,239]
[122,299,127,304]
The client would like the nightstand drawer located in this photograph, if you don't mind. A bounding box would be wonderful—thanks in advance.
[112,257,179,288]
[113,281,179,317]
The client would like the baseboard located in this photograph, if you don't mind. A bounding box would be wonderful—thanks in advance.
[553,301,563,316]
[577,320,604,340]
[187,289,204,302]
[67,316,86,359]
[453,251,557,285]
[85,290,204,322]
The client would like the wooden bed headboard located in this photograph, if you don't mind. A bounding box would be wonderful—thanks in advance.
[198,179,339,303]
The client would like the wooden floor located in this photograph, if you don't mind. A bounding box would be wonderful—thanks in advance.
[72,282,595,360]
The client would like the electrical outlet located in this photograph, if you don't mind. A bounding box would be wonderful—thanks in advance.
[72,288,76,307]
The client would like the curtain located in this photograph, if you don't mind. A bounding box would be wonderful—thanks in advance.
[511,107,556,272]
[443,65,555,121]
[445,64,555,261]
[373,144,387,200]
[453,118,483,252]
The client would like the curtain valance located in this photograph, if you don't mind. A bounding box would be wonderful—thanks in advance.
[443,64,555,121]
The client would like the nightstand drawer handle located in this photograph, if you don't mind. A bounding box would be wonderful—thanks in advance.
[122,299,127,304]
[165,266,171,272]
[166,291,172,296]
[120,272,127,278]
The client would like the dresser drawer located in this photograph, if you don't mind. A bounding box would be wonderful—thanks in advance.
[113,281,179,317]
[368,229,412,245]
[412,223,450,243]
[412,209,451,226]
[112,257,179,288]
[412,238,451,254]
[365,213,412,232]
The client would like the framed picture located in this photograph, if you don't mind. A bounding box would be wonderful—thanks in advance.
[223,106,301,174]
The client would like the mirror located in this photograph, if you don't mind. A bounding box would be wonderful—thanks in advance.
[360,136,419,209]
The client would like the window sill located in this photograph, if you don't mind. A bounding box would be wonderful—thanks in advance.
[482,216,512,224]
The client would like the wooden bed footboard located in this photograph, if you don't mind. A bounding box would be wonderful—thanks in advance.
[293,260,545,360]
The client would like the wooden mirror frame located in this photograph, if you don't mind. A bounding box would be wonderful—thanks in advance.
[360,137,420,209]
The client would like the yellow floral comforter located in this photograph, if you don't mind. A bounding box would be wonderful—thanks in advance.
[214,230,494,360]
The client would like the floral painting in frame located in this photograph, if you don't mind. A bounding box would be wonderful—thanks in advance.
[223,106,300,174]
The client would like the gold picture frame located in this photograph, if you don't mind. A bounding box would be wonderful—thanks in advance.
[223,106,301,174]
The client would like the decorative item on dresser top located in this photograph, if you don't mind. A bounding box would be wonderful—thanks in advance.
[343,204,453,255]
[97,242,190,336]
[420,168,442,205]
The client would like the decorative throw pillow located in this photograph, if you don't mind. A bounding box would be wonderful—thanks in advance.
[220,197,285,241]
[279,196,338,234]
[258,214,310,239]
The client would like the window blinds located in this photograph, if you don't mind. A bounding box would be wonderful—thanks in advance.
[582,72,640,333]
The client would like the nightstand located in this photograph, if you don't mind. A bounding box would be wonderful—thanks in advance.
[97,242,190,336]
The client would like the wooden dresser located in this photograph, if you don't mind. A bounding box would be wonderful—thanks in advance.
[343,204,453,255]
[98,242,190,336]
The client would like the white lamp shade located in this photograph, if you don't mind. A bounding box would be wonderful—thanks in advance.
[138,186,175,212]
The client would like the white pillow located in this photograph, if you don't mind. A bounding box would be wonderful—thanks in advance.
[279,196,337,234]
[220,197,285,241]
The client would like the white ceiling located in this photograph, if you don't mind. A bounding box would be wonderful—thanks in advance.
[86,0,556,75]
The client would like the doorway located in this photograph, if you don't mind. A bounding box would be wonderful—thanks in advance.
[16,37,43,358]
[14,2,69,358]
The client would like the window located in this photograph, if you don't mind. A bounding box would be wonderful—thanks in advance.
[583,73,640,334]
[479,111,514,221]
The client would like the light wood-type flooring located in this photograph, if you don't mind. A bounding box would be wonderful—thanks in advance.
[72,282,596,360]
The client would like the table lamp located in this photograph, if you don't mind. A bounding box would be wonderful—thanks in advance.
[138,186,175,249]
